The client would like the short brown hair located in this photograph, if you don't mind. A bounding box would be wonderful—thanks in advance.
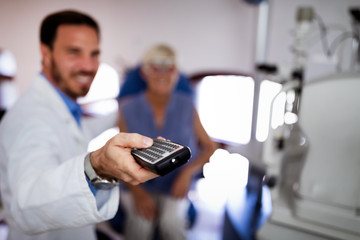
[40,10,100,49]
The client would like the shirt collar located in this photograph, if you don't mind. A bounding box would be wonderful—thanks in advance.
[41,73,82,125]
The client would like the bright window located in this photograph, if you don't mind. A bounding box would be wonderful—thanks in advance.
[195,75,254,144]
[0,50,17,77]
[256,79,292,142]
[77,63,119,115]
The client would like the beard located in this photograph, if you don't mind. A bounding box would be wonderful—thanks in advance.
[50,58,96,99]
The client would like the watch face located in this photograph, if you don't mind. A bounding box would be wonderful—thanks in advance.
[92,179,117,190]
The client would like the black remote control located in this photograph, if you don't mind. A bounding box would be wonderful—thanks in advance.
[131,138,191,176]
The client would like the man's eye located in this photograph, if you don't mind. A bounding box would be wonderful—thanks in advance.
[68,49,80,55]
[91,51,100,58]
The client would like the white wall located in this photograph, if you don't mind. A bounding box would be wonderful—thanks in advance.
[0,0,259,94]
[1,0,358,92]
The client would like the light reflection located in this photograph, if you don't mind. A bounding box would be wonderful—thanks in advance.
[256,80,282,142]
[194,149,249,208]
[284,112,298,124]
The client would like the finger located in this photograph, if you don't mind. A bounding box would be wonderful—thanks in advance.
[129,167,158,184]
[156,136,166,141]
[113,132,153,149]
[120,157,158,184]
[117,171,139,185]
[111,151,158,184]
[119,166,157,185]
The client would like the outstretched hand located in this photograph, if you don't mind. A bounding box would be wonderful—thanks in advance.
[90,132,158,185]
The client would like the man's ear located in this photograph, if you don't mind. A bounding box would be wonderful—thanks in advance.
[40,43,51,68]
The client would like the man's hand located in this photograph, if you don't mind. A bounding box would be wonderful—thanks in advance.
[90,133,158,185]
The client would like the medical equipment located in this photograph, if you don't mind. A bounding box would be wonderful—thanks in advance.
[258,6,360,240]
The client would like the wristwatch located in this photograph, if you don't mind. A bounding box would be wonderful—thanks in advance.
[84,153,119,190]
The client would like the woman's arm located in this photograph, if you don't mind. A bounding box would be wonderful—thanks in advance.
[171,110,216,198]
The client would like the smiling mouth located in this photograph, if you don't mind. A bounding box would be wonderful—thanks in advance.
[72,72,96,86]
[76,75,93,84]
[158,78,172,84]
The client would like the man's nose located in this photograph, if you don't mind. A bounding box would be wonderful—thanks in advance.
[79,55,98,72]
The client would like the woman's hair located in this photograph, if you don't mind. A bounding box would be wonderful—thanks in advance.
[141,44,177,73]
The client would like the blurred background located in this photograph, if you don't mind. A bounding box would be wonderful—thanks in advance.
[1,0,360,239]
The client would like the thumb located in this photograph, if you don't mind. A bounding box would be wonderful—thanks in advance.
[113,132,153,149]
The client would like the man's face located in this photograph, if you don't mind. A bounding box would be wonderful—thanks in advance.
[42,24,100,100]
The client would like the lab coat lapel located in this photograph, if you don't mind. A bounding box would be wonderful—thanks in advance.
[33,75,87,148]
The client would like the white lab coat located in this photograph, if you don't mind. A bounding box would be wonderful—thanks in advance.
[0,74,120,240]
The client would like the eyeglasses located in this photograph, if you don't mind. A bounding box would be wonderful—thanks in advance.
[148,63,176,73]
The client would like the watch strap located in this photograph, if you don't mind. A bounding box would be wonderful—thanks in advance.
[84,153,118,189]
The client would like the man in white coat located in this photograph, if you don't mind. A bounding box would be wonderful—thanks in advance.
[0,10,157,240]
